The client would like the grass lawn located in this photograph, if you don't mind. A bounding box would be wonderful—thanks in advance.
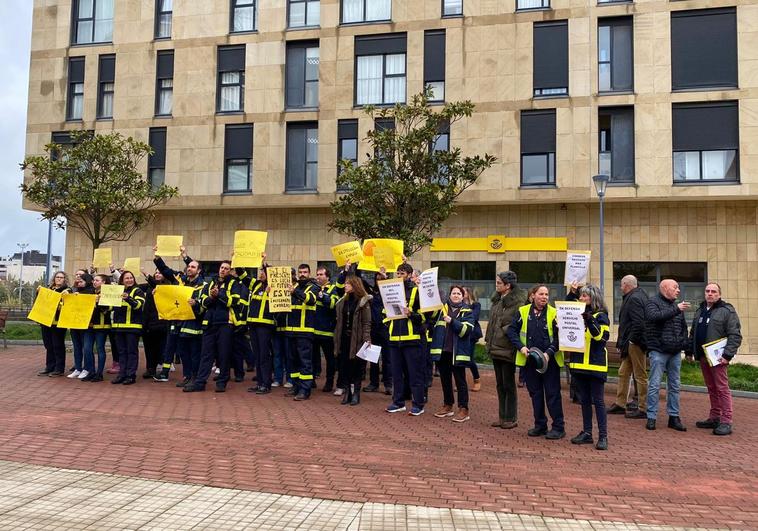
[5,321,43,340]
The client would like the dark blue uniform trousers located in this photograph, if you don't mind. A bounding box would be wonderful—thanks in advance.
[287,335,314,396]
[524,356,565,432]
[250,325,274,389]
[390,344,425,410]
[195,324,233,388]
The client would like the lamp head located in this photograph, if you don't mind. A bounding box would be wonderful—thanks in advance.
[592,174,610,198]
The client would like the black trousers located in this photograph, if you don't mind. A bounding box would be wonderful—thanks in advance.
[108,331,119,363]
[41,325,67,373]
[176,335,202,379]
[390,344,425,409]
[574,373,608,438]
[114,332,140,379]
[287,335,314,394]
[492,359,518,422]
[251,325,273,389]
[314,335,336,386]
[438,351,468,409]
[524,356,565,432]
[143,327,167,375]
[196,324,233,388]
[337,334,366,387]
[232,327,250,379]
[368,335,391,388]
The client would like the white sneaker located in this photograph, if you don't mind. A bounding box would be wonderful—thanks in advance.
[77,370,90,379]
[67,370,81,379]
[333,388,344,396]
[170,363,176,372]
[283,382,293,388]
[214,367,220,374]
[271,381,281,387]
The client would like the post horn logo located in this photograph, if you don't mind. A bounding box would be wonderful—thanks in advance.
[489,239,503,250]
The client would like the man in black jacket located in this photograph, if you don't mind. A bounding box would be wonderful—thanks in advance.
[608,275,648,419]
[644,279,689,431]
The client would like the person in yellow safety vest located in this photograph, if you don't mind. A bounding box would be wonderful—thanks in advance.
[430,286,476,423]
[238,255,276,394]
[110,271,146,386]
[285,264,319,400]
[506,284,565,439]
[313,263,348,393]
[384,262,426,416]
[229,267,251,384]
[568,284,610,451]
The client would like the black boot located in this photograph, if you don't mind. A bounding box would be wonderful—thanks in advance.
[668,416,687,432]
[341,388,352,405]
[350,388,361,406]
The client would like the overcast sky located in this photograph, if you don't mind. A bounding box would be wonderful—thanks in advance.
[0,1,66,260]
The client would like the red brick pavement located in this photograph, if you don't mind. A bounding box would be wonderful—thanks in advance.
[1,345,757,528]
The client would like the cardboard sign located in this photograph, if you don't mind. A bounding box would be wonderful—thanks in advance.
[154,285,197,321]
[331,241,363,267]
[378,278,407,320]
[564,250,592,286]
[92,248,112,269]
[98,284,125,307]
[267,266,292,313]
[57,293,97,330]
[556,301,587,353]
[156,235,183,257]
[232,230,267,268]
[358,239,404,272]
[27,287,63,327]
[123,257,141,274]
[418,267,443,312]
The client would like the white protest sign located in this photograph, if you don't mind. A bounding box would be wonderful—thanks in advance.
[564,250,592,286]
[556,301,587,353]
[378,278,407,320]
[356,341,382,364]
[419,267,443,312]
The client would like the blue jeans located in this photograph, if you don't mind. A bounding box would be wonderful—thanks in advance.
[646,350,682,419]
[83,330,108,375]
[71,330,85,371]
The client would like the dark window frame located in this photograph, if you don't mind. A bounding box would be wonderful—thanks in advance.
[285,40,320,110]
[154,0,172,40]
[441,0,463,17]
[224,123,254,193]
[155,50,174,117]
[520,109,557,187]
[288,0,320,28]
[230,0,257,33]
[354,34,407,107]
[431,260,497,319]
[217,45,246,114]
[598,106,635,184]
[598,16,634,94]
[285,122,319,193]
[516,0,550,11]
[148,127,167,188]
[424,30,446,103]
[96,54,115,120]
[533,20,569,98]
[337,119,358,188]
[66,57,85,122]
[71,0,114,45]
[340,0,392,25]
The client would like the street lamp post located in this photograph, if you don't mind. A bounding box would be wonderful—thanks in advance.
[17,243,29,303]
[592,174,609,295]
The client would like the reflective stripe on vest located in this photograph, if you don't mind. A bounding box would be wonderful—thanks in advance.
[569,312,609,373]
[515,304,563,367]
[388,286,420,341]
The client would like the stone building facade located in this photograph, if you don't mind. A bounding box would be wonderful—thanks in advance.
[24,0,758,351]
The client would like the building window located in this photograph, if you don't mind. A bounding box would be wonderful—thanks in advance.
[217,45,246,113]
[612,262,706,321]
[520,110,556,186]
[424,30,445,102]
[72,0,114,45]
[231,0,256,33]
[517,0,549,10]
[155,50,174,116]
[337,119,358,185]
[286,42,319,109]
[289,0,320,27]
[671,8,737,91]
[148,127,167,188]
[599,106,634,183]
[355,33,406,106]
[442,0,462,17]
[672,101,738,183]
[97,55,115,120]
[598,17,633,93]
[286,123,318,192]
[533,21,568,97]
[224,124,253,192]
[155,0,172,39]
[509,262,566,304]
[67,57,85,121]
[432,261,496,319]
[342,0,391,24]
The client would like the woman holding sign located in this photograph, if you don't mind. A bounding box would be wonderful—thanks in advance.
[431,286,475,423]
[110,271,145,385]
[37,271,71,377]
[567,285,611,450]
[333,276,373,406]
[81,274,112,382]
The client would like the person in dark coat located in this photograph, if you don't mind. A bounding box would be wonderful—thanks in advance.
[333,275,372,406]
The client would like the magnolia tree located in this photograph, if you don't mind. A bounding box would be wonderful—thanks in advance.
[330,89,496,256]
[21,131,178,251]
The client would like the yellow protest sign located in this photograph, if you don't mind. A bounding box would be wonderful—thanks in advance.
[27,287,63,327]
[373,246,396,271]
[267,266,292,313]
[98,284,125,307]
[156,235,183,257]
[232,230,268,268]
[123,257,141,273]
[358,239,404,272]
[331,241,364,267]
[57,293,97,330]
[154,285,197,321]
[93,248,112,269]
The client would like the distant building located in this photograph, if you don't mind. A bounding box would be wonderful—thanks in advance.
[0,251,62,284]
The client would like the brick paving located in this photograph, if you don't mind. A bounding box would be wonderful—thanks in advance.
[1,345,756,529]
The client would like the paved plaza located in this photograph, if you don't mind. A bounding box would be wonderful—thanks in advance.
[1,345,756,530]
